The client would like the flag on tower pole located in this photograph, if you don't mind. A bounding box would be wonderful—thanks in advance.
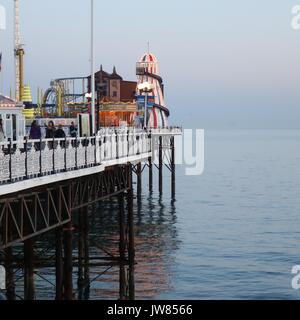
[0,53,2,72]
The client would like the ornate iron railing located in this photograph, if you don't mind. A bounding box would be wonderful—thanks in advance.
[0,128,153,185]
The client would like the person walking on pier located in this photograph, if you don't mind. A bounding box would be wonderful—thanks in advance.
[54,124,66,147]
[45,121,55,139]
[69,122,77,147]
[29,120,41,150]
[54,124,66,139]
[69,121,77,138]
[46,121,56,149]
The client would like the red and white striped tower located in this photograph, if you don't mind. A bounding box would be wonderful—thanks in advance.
[136,53,169,128]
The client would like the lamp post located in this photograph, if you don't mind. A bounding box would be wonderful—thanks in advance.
[138,82,153,129]
[90,0,95,135]
[96,88,100,130]
[96,82,107,130]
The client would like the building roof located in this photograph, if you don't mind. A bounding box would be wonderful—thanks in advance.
[89,66,123,81]
[0,94,17,108]
[110,66,123,80]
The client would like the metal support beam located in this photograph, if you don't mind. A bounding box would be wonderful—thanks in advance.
[127,170,135,300]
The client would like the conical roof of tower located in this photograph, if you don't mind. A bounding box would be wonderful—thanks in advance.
[140,53,158,63]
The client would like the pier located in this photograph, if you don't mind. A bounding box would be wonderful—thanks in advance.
[0,127,181,300]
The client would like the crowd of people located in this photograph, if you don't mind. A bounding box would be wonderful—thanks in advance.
[28,121,78,150]
[29,120,77,140]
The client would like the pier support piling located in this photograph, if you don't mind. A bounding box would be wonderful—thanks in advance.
[78,209,84,288]
[118,193,126,300]
[77,206,90,300]
[83,208,90,298]
[159,136,163,195]
[63,221,73,300]
[137,162,142,202]
[24,237,35,300]
[148,156,153,192]
[4,247,15,300]
[127,170,135,300]
[55,228,63,300]
[171,136,176,200]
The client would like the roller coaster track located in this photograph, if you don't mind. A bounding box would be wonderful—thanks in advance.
[43,77,89,110]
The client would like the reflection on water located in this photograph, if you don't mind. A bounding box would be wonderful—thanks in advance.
[87,192,179,300]
[134,196,179,299]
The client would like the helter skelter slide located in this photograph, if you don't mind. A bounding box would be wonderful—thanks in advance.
[136,53,170,128]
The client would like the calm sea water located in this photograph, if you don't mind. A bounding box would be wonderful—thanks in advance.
[156,129,300,299]
[17,129,300,300]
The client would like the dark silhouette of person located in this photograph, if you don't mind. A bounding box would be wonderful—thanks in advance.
[45,121,56,149]
[69,121,77,138]
[45,121,56,139]
[54,124,66,148]
[29,120,42,150]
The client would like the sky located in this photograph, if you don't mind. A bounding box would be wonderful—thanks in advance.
[0,0,300,128]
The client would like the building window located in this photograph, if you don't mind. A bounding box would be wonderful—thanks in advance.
[113,91,118,97]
